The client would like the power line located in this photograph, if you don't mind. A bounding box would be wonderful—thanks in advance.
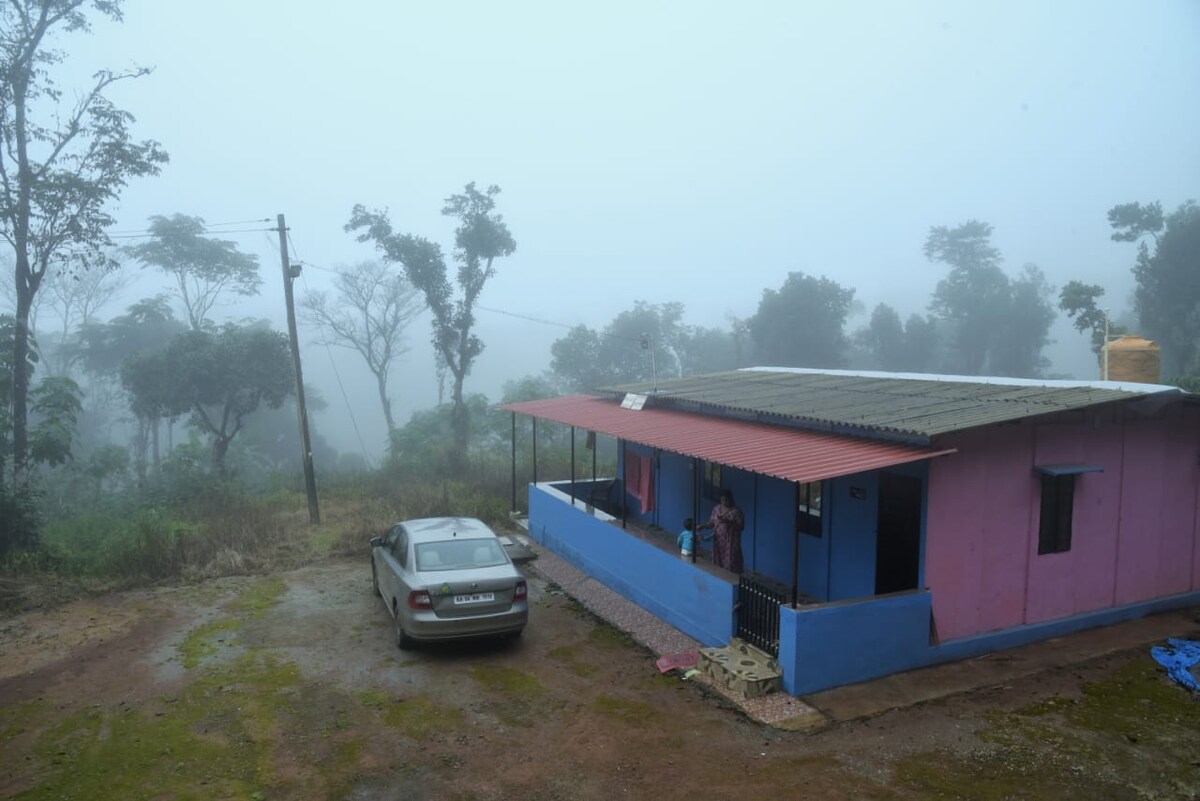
[108,226,273,240]
[476,304,575,330]
[286,229,378,469]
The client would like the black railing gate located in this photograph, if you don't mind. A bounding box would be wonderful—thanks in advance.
[736,575,785,657]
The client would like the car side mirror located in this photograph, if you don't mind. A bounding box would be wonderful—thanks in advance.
[369,536,383,548]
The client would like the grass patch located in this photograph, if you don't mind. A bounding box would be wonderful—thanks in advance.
[468,664,544,697]
[591,695,657,723]
[226,576,286,619]
[588,621,636,648]
[358,690,464,738]
[896,658,1200,800]
[546,642,598,677]
[14,651,304,801]
[176,577,286,669]
[468,664,548,729]
[178,617,240,670]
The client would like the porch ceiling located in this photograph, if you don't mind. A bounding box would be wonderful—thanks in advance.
[499,395,955,484]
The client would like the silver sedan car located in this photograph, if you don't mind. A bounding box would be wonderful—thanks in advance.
[370,517,528,647]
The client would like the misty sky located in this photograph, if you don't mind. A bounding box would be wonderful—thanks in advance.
[42,0,1200,461]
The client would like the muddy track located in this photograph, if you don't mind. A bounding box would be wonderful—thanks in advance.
[1,558,1197,800]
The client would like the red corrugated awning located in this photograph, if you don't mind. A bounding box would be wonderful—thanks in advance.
[498,395,955,484]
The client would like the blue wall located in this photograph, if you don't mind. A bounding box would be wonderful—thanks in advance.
[778,585,1200,695]
[657,451,696,536]
[528,482,736,646]
[827,473,880,600]
[779,591,933,695]
[745,475,798,585]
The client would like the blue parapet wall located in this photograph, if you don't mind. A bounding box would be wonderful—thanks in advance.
[528,482,735,646]
[780,590,933,695]
[780,585,1200,696]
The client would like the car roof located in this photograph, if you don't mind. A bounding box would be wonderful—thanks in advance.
[399,517,498,544]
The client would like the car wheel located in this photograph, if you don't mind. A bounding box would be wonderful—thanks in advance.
[371,559,380,597]
[394,602,414,650]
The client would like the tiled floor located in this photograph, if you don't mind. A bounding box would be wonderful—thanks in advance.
[518,534,822,728]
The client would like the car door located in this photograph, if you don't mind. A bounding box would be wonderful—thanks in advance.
[380,524,404,608]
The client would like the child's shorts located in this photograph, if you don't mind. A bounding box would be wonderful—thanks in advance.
[680,549,693,556]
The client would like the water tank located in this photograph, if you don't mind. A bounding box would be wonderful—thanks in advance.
[1102,336,1160,384]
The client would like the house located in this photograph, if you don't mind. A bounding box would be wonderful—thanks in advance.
[499,368,1200,696]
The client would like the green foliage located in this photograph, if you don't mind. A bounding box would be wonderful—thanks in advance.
[0,0,167,480]
[0,485,41,559]
[127,213,262,331]
[925,221,1055,377]
[747,271,856,368]
[1167,373,1200,393]
[1058,280,1127,355]
[548,301,740,392]
[121,323,294,473]
[550,301,686,390]
[1112,200,1200,375]
[27,376,83,467]
[856,303,941,372]
[38,487,297,581]
[72,295,186,377]
[348,182,516,471]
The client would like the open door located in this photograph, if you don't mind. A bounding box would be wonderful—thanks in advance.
[875,472,922,595]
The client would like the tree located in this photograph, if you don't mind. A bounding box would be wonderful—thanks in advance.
[1109,200,1200,375]
[0,313,80,554]
[857,304,905,370]
[550,301,686,391]
[925,221,1055,377]
[989,265,1055,377]
[37,259,133,376]
[128,213,261,331]
[1058,280,1128,355]
[299,260,425,435]
[925,221,1009,374]
[347,182,516,471]
[121,324,293,474]
[856,304,944,373]
[0,1,166,484]
[746,272,855,368]
[73,295,186,468]
[676,323,741,377]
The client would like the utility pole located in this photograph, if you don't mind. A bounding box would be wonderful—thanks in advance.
[277,214,320,524]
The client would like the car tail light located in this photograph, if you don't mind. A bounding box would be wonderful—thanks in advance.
[407,590,432,610]
[513,580,527,603]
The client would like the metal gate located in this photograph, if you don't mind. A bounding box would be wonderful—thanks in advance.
[736,575,785,657]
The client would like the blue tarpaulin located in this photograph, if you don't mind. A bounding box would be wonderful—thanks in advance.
[1151,638,1200,691]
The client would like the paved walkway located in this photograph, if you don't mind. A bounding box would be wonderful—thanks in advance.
[516,532,1200,730]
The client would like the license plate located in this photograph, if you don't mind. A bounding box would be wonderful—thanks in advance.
[453,592,495,605]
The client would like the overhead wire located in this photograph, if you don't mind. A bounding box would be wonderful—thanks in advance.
[281,229,377,469]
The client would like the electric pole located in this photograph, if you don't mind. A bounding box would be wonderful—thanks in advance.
[277,214,320,524]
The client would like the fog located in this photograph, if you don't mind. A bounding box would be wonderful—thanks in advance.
[33,0,1200,462]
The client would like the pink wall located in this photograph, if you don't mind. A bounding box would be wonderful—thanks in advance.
[927,399,1200,642]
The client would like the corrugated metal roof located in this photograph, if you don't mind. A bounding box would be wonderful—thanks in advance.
[601,369,1179,442]
[498,395,954,484]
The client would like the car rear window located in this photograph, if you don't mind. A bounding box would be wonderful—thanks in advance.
[415,538,507,571]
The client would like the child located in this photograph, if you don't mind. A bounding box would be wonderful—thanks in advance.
[677,517,696,557]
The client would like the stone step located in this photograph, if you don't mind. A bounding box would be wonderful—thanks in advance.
[698,638,782,698]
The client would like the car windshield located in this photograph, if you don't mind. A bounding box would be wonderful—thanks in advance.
[415,538,507,572]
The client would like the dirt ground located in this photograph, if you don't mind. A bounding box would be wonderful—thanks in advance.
[1,558,1198,801]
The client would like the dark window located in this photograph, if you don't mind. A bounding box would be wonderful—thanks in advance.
[384,524,402,549]
[391,527,409,565]
[1038,474,1075,554]
[797,481,823,537]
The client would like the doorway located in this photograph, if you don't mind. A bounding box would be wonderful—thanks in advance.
[875,472,923,594]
